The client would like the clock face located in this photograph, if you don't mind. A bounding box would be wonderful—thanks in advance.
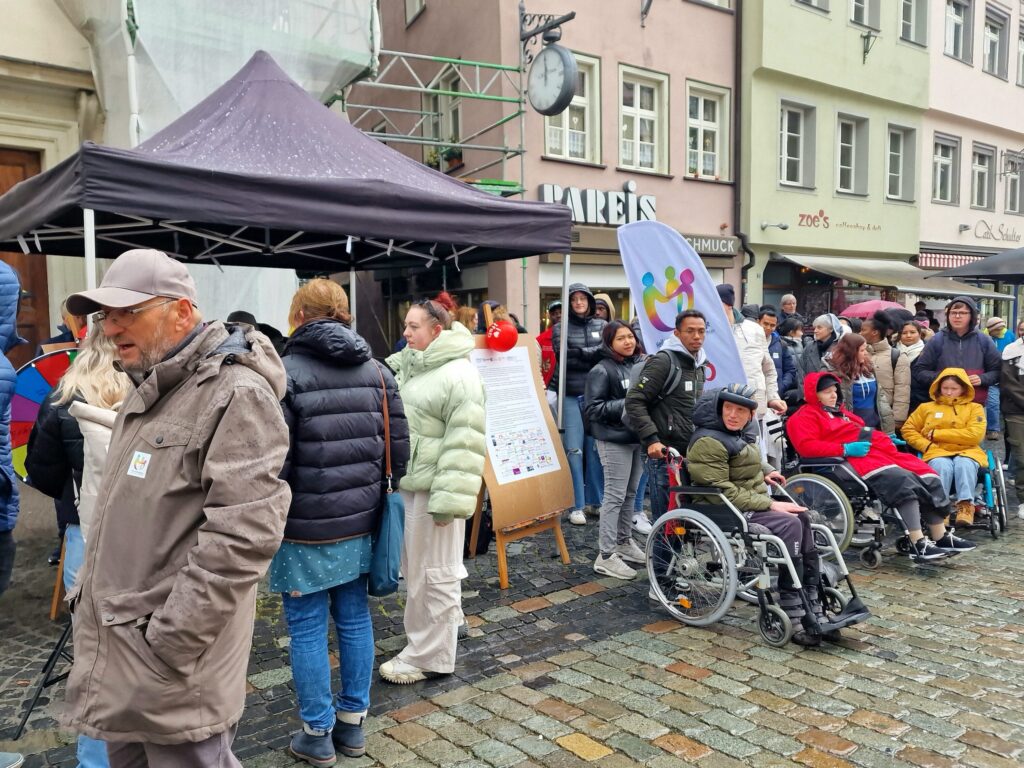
[527,45,577,116]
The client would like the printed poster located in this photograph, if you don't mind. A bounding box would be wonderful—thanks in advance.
[470,346,560,484]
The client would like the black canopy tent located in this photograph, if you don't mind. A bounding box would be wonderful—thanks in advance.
[928,247,1024,325]
[0,50,571,273]
[0,50,582,428]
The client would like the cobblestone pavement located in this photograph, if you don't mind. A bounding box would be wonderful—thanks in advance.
[2,477,1023,767]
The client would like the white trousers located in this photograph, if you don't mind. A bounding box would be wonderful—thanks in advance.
[397,490,467,673]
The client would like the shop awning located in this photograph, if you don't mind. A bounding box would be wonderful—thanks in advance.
[918,252,985,270]
[775,254,1006,300]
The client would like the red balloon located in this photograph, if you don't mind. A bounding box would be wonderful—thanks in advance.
[485,321,518,352]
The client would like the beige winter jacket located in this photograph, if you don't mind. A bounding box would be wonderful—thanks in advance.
[68,400,118,543]
[62,322,291,744]
[867,339,911,424]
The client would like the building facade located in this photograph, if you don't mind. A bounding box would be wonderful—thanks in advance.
[350,0,740,337]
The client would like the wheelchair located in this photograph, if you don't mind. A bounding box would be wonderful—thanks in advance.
[942,450,1009,540]
[645,450,870,646]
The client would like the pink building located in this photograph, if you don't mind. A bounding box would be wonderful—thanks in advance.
[348,0,739,339]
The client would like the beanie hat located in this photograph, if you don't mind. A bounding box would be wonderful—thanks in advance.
[716,283,735,306]
[986,316,1006,332]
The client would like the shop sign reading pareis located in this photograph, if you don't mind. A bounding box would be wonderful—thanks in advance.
[539,180,656,226]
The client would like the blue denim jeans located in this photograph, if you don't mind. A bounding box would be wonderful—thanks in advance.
[63,526,110,768]
[646,456,670,524]
[562,398,587,510]
[929,456,980,503]
[585,435,604,508]
[281,576,374,732]
[634,466,649,514]
[985,385,1001,435]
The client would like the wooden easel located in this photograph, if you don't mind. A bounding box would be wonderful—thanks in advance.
[466,314,574,589]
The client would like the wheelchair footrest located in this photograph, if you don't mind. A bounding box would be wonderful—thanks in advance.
[822,597,871,631]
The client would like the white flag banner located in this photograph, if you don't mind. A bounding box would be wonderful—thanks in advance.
[617,220,747,388]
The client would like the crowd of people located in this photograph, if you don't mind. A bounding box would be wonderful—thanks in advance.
[0,250,1019,767]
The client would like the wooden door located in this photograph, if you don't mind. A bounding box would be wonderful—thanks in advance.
[0,149,47,369]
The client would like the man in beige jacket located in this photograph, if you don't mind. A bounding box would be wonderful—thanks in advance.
[62,249,291,767]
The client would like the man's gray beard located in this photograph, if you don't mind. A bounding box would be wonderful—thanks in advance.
[121,338,176,375]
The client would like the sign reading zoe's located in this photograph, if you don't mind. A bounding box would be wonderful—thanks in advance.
[539,180,657,226]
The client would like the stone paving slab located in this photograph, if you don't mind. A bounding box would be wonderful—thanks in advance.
[1,477,1022,766]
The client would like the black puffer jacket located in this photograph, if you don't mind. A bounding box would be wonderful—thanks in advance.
[549,282,607,396]
[281,319,410,542]
[584,348,643,444]
[26,391,83,528]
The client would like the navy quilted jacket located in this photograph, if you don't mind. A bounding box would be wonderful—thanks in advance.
[0,263,25,533]
[281,319,409,542]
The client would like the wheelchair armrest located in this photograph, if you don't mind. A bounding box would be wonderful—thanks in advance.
[669,485,723,497]
[799,457,846,467]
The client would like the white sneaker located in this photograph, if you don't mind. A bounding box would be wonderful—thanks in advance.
[614,539,648,565]
[594,552,636,580]
[1017,503,1024,520]
[632,513,653,535]
[568,509,587,525]
[379,657,429,685]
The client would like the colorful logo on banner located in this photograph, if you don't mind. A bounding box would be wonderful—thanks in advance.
[617,220,746,386]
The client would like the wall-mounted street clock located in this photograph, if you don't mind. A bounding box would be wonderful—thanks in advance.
[526,43,578,116]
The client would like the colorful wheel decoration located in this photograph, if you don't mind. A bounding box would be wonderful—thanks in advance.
[11,348,76,482]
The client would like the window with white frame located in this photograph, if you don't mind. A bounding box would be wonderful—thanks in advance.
[900,0,927,45]
[851,0,880,28]
[544,54,600,163]
[405,0,425,24]
[1018,27,1024,85]
[932,135,960,203]
[619,67,668,173]
[779,102,816,187]
[836,115,869,194]
[945,1,973,62]
[887,126,916,201]
[1005,152,1022,213]
[971,144,995,209]
[421,68,461,163]
[983,9,1009,77]
[687,83,730,180]
[797,0,830,10]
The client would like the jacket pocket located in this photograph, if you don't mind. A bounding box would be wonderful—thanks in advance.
[98,585,188,680]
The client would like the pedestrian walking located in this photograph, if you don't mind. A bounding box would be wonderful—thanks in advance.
[547,283,607,525]
[60,248,292,767]
[26,324,131,768]
[380,300,485,684]
[273,279,409,765]
[584,321,647,579]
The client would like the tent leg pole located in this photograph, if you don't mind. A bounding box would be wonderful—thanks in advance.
[556,254,570,431]
[349,266,357,333]
[84,208,97,291]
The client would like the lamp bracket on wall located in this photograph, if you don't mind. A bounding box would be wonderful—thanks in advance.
[520,2,577,64]
[641,0,653,27]
[861,30,877,63]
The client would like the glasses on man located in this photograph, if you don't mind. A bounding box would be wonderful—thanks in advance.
[948,310,971,317]
[91,298,177,327]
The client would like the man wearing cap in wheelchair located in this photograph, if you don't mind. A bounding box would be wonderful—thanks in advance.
[686,384,868,647]
[788,372,975,562]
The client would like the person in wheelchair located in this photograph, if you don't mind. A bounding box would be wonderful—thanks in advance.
[788,372,975,561]
[901,368,987,528]
[686,384,858,647]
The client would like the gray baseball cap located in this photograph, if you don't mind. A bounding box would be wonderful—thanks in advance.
[66,249,198,315]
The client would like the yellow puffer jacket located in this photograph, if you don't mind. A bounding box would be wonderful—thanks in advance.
[901,367,987,467]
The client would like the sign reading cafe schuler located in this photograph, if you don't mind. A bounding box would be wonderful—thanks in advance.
[540,180,657,226]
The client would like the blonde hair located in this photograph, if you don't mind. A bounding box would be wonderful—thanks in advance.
[55,324,132,410]
[454,306,476,329]
[289,278,351,328]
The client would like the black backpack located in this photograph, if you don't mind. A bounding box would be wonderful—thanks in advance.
[630,350,684,406]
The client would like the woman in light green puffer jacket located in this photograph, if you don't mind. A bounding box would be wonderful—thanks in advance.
[380,300,486,684]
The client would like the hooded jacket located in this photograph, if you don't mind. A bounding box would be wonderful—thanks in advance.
[548,283,607,396]
[731,307,779,416]
[0,262,24,533]
[911,296,1000,409]
[584,345,643,444]
[786,372,936,478]
[282,319,409,542]
[385,322,486,521]
[901,368,986,467]
[623,334,707,452]
[593,292,616,321]
[62,321,291,744]
[686,389,774,511]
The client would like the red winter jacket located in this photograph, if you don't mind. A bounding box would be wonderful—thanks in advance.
[787,371,936,478]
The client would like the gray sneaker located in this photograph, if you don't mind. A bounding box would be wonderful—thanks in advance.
[594,552,636,580]
[614,539,647,565]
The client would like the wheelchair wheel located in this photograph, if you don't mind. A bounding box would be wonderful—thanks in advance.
[822,586,847,615]
[993,461,1009,532]
[783,474,855,551]
[758,604,792,647]
[646,509,738,626]
[859,548,882,569]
